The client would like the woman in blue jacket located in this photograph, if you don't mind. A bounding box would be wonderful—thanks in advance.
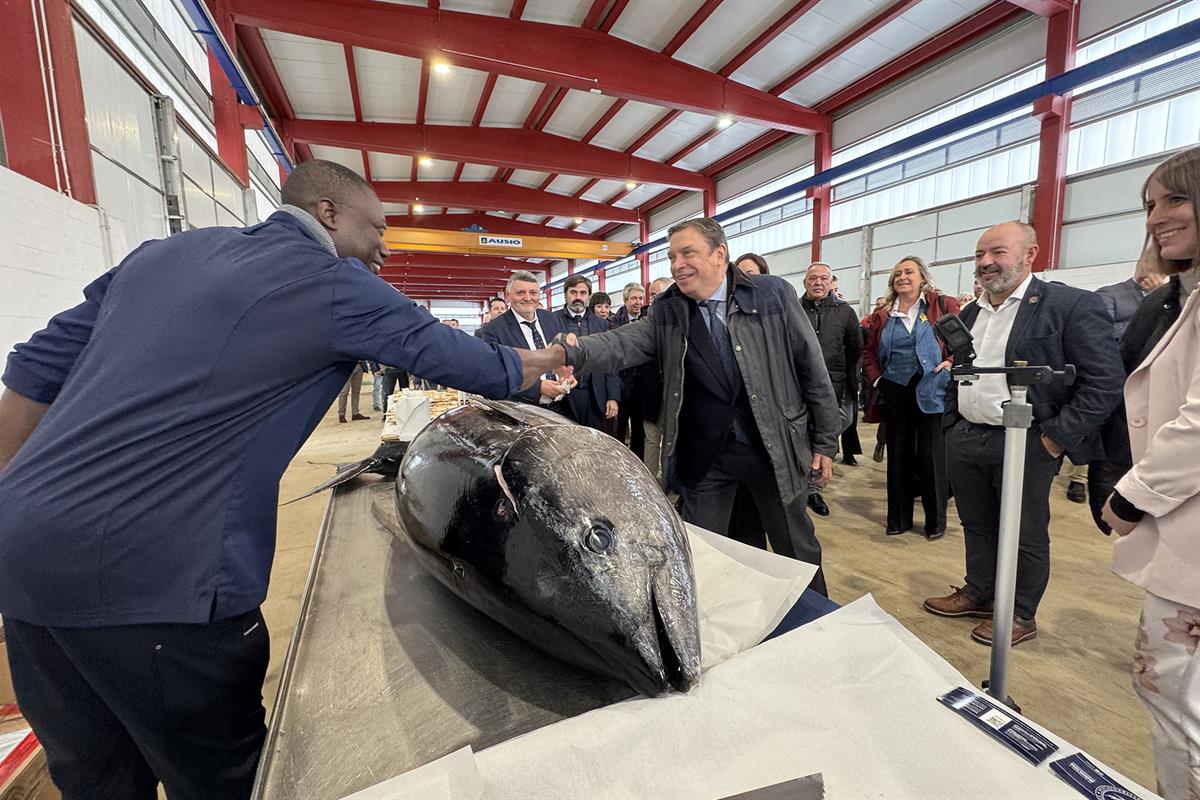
[863,256,959,539]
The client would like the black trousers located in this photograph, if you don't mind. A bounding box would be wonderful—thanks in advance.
[5,609,270,800]
[679,439,827,596]
[878,375,947,535]
[840,400,862,457]
[946,418,1061,620]
[617,394,646,458]
[380,369,409,410]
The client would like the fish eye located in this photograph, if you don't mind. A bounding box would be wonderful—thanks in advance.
[584,524,614,554]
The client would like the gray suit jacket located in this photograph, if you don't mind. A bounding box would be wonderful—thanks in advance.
[1095,278,1145,340]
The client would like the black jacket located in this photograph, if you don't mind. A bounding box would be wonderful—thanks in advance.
[556,308,621,420]
[1088,275,1184,532]
[478,309,565,406]
[947,276,1124,464]
[558,267,839,504]
[800,294,863,401]
[612,305,662,419]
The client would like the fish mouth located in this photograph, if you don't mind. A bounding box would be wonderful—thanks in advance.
[651,590,694,693]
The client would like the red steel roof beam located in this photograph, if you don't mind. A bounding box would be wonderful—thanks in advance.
[1005,0,1072,16]
[770,0,924,96]
[229,0,827,133]
[815,2,1026,113]
[291,120,713,191]
[719,0,823,77]
[236,25,311,162]
[374,181,639,222]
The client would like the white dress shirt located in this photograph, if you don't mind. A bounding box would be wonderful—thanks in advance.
[512,310,554,404]
[889,299,922,333]
[958,272,1034,426]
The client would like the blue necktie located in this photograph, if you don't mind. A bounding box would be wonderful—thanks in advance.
[699,300,747,443]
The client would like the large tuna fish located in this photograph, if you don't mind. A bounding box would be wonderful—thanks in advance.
[395,399,701,697]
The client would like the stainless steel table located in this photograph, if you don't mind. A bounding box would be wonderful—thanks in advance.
[252,476,633,800]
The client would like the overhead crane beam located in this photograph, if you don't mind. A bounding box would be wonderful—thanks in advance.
[288,120,713,192]
[383,253,536,272]
[384,214,594,240]
[373,181,639,224]
[229,0,829,134]
[384,227,632,260]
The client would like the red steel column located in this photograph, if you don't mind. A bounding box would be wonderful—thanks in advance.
[206,0,249,186]
[702,189,716,218]
[597,264,606,293]
[810,131,832,264]
[0,0,96,204]
[638,217,650,287]
[1031,5,1079,271]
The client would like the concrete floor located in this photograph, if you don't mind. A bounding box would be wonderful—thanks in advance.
[266,387,1156,790]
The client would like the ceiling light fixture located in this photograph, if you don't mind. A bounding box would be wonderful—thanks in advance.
[625,181,637,190]
[717,114,733,129]
[418,155,434,166]
[413,203,425,213]
[574,217,584,224]
[432,61,451,76]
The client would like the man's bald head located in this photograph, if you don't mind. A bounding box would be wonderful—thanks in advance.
[281,159,374,211]
[987,220,1037,249]
[280,160,389,272]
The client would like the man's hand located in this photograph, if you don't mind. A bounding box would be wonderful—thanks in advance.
[605,400,618,419]
[932,359,953,373]
[540,379,568,400]
[810,453,833,489]
[516,344,567,390]
[0,389,49,476]
[1101,496,1137,537]
[1041,433,1064,459]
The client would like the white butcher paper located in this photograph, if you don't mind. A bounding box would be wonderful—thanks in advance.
[341,746,482,800]
[685,523,817,670]
[473,596,1160,800]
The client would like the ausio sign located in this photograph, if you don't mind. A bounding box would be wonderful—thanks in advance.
[478,235,523,247]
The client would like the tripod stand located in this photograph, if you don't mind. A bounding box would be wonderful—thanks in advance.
[948,362,1075,708]
[936,315,1075,708]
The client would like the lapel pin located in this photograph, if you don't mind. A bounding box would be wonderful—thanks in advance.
[1029,295,1039,304]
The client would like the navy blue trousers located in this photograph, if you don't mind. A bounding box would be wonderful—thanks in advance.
[4,608,269,800]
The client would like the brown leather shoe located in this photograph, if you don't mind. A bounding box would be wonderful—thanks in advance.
[351,413,371,421]
[338,414,347,424]
[971,617,1037,646]
[923,586,993,618]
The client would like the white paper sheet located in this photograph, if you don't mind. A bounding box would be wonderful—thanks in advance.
[341,746,482,800]
[473,596,1159,800]
[686,524,816,670]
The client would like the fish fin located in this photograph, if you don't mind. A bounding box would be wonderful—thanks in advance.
[471,398,574,429]
[280,458,383,505]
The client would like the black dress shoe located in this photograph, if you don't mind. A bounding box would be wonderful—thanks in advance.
[351,413,371,421]
[842,455,858,466]
[924,529,945,541]
[807,493,830,517]
[1066,480,1087,503]
[885,526,911,536]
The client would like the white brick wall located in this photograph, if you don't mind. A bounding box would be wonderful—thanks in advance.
[0,167,111,360]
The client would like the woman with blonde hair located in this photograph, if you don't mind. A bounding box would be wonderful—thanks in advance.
[1102,146,1200,800]
[863,256,959,539]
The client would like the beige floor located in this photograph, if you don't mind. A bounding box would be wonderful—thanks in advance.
[266,388,1156,790]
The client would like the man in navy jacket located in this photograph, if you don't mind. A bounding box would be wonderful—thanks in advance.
[0,160,556,799]
[479,271,573,416]
[557,274,621,431]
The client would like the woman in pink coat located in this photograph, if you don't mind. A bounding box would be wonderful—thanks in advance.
[1102,146,1200,800]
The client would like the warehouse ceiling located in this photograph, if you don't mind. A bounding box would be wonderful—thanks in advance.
[229,0,1061,299]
